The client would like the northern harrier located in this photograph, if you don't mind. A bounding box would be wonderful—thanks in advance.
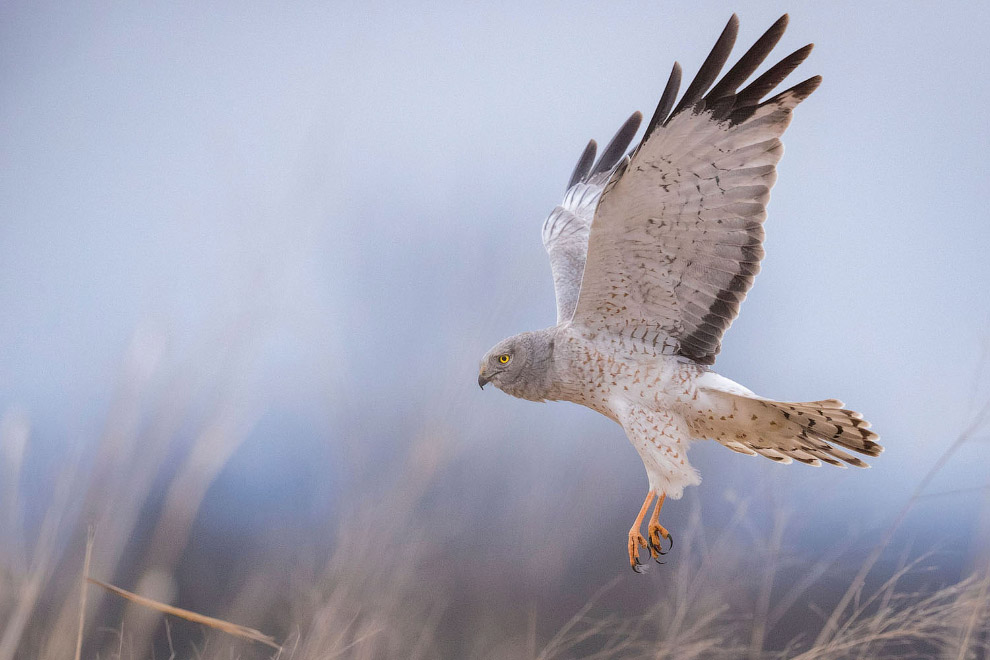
[478,14,882,571]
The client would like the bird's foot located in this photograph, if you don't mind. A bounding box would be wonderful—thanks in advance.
[647,522,673,561]
[628,529,649,573]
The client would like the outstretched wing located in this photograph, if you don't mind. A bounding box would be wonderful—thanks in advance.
[542,114,642,324]
[571,14,820,364]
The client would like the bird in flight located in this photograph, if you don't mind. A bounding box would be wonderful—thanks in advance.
[478,14,882,572]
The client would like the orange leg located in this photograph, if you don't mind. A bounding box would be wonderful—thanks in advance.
[647,492,673,560]
[627,491,655,572]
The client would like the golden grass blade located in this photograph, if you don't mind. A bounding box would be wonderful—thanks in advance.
[74,529,94,660]
[85,577,281,651]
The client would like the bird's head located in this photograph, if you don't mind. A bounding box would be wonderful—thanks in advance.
[478,336,527,392]
[478,331,554,401]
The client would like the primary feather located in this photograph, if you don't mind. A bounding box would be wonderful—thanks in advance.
[547,14,822,365]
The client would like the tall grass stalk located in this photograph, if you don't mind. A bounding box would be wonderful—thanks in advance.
[2,333,989,658]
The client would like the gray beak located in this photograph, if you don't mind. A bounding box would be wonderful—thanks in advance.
[478,370,491,390]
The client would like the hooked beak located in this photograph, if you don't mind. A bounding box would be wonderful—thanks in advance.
[478,368,491,390]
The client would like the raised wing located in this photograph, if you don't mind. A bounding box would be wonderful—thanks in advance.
[542,114,642,323]
[571,14,820,364]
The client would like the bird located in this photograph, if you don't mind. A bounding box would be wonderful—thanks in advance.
[477,14,882,572]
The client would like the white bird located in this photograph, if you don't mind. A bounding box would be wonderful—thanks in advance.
[478,14,881,571]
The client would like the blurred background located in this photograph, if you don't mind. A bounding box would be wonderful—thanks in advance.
[2,1,989,658]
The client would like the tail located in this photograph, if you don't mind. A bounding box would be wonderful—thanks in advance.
[699,391,883,468]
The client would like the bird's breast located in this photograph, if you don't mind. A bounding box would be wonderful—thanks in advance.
[550,331,702,419]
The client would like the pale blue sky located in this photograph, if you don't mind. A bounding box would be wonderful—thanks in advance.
[2,1,989,541]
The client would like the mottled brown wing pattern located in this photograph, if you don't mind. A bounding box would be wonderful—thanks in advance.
[571,14,821,365]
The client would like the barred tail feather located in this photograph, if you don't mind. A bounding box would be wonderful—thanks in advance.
[768,399,882,467]
[698,390,883,468]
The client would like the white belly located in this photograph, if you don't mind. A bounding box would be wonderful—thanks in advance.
[550,330,707,497]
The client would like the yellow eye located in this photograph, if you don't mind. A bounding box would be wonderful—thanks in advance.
[498,354,510,364]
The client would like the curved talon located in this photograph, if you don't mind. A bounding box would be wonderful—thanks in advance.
[647,524,673,561]
[644,492,672,563]
[657,534,673,555]
[629,492,657,573]
[649,537,666,563]
[628,530,648,573]
[647,531,670,555]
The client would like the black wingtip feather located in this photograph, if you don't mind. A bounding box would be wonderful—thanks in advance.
[791,74,822,100]
[570,16,819,216]
[707,93,737,122]
[706,14,789,101]
[670,14,739,119]
[762,75,822,107]
[735,43,815,108]
[567,139,597,189]
[644,62,682,140]
[590,111,642,176]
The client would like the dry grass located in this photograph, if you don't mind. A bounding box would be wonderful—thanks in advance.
[1,336,989,659]
[85,577,280,651]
